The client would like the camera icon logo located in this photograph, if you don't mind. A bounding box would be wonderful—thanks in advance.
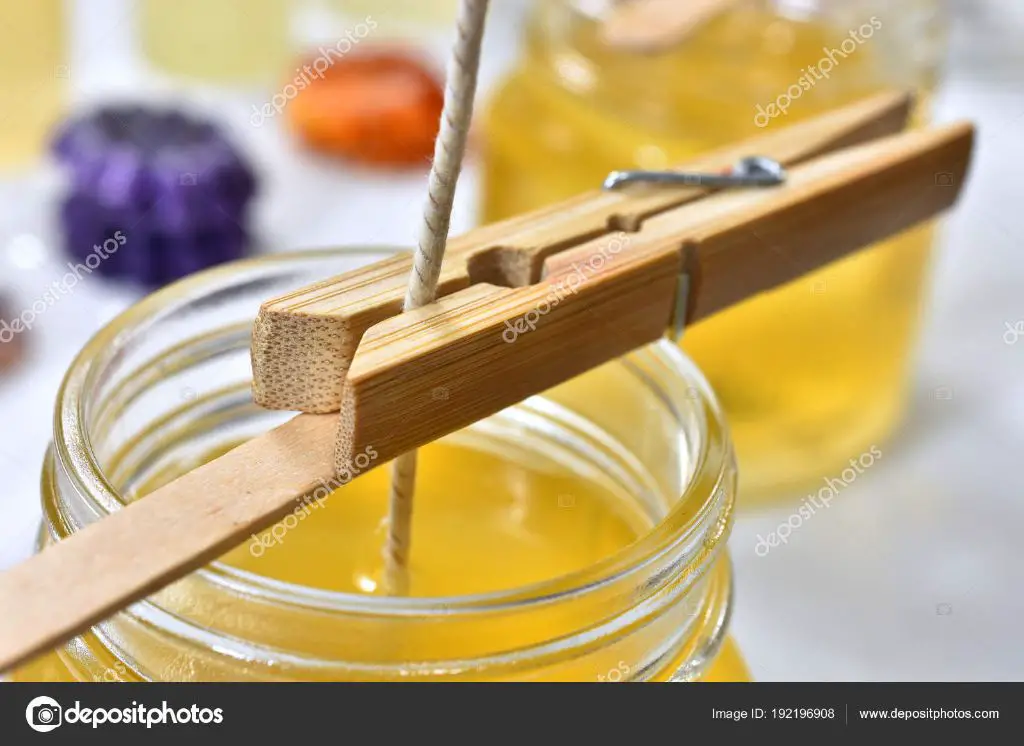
[26,696,62,733]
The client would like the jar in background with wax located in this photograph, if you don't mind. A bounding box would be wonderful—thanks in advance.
[0,0,67,169]
[481,0,949,500]
[327,0,459,37]
[12,249,747,682]
[139,0,291,84]
[300,0,457,54]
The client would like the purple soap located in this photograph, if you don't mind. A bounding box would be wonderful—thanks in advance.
[52,106,258,287]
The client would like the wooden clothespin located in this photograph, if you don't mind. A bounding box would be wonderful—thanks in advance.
[248,92,973,477]
[0,92,975,674]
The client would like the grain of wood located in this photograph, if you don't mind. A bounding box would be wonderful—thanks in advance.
[335,123,975,471]
[0,413,340,675]
[252,91,914,414]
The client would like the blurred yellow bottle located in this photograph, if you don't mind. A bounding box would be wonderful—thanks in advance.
[140,0,290,83]
[482,1,947,500]
[0,0,66,168]
[324,0,458,42]
[330,0,458,26]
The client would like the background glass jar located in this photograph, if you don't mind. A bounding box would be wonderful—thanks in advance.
[12,249,746,682]
[139,0,291,83]
[0,0,66,168]
[327,0,459,36]
[481,0,948,499]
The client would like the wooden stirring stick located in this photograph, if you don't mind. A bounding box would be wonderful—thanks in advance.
[0,106,973,676]
[0,412,338,674]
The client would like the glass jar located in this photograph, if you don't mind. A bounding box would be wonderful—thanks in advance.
[12,249,747,682]
[0,0,66,168]
[328,0,459,35]
[299,1,458,58]
[139,0,292,84]
[481,0,948,499]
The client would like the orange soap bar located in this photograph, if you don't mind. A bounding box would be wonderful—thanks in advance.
[287,51,444,167]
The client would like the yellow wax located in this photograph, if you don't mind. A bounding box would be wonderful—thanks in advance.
[226,442,647,596]
[330,0,458,25]
[139,0,290,83]
[482,8,937,497]
[14,439,748,681]
[0,0,66,168]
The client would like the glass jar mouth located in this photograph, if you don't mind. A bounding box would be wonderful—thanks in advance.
[51,248,735,620]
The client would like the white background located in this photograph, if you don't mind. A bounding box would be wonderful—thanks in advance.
[0,0,1021,681]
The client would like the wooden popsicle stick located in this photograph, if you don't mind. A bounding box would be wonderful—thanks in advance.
[600,0,739,53]
[0,413,339,675]
[253,91,913,414]
[335,122,974,471]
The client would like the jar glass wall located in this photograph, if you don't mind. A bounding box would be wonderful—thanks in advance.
[481,0,948,499]
[327,0,459,35]
[13,249,746,682]
[139,0,291,84]
[0,0,66,169]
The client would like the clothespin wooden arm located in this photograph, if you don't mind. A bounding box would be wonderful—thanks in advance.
[335,122,974,471]
[252,91,914,414]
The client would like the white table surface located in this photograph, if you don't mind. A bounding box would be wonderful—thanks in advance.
[0,0,1021,681]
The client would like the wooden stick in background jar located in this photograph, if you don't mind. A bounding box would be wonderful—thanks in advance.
[601,0,739,53]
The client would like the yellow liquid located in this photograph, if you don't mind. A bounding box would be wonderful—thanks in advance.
[140,0,290,83]
[0,0,66,168]
[482,9,937,498]
[331,0,458,25]
[14,439,748,682]
[227,443,645,596]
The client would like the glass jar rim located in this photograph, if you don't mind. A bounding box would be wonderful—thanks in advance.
[51,248,735,619]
